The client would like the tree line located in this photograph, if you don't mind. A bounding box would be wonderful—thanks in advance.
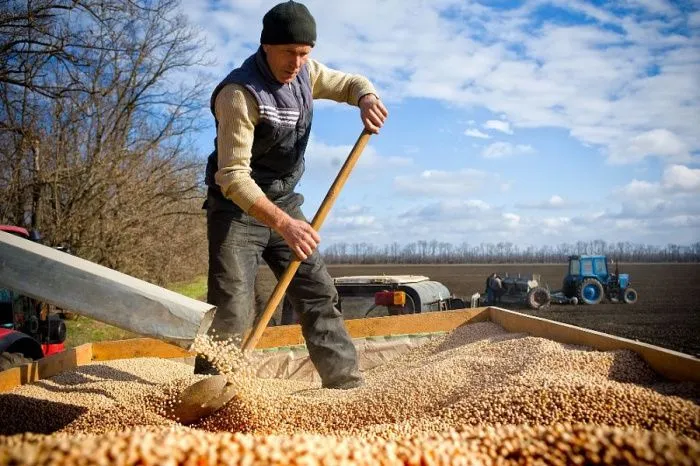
[321,240,700,264]
[0,0,211,285]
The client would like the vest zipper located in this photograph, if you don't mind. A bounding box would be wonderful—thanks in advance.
[290,82,303,147]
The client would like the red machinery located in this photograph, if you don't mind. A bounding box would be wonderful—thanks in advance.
[0,226,67,365]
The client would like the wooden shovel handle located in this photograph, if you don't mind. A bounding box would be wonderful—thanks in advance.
[241,130,372,351]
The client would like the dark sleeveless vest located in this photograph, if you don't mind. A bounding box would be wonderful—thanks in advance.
[205,47,313,211]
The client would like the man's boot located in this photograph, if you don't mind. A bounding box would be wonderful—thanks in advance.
[322,371,364,389]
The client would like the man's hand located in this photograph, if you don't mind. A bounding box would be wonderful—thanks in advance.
[359,94,388,134]
[248,197,321,261]
[278,216,321,261]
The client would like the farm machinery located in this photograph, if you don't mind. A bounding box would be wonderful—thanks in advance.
[284,256,638,321]
[263,275,472,326]
[329,273,557,318]
[481,273,563,310]
[334,275,468,319]
[0,226,68,370]
[479,254,638,310]
[562,255,638,305]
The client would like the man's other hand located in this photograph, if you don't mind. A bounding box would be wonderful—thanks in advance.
[359,94,388,134]
[279,217,321,261]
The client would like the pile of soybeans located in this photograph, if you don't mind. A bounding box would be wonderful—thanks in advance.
[1,322,698,465]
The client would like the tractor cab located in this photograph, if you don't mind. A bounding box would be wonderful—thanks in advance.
[563,255,637,305]
[567,255,610,283]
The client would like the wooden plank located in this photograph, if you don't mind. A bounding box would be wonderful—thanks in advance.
[0,341,196,393]
[0,366,25,392]
[256,308,490,349]
[91,338,192,361]
[38,343,93,379]
[0,343,93,393]
[0,231,215,349]
[488,307,700,383]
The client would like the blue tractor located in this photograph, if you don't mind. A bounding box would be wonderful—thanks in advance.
[562,255,638,305]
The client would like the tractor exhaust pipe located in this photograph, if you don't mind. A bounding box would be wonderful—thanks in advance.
[0,231,215,350]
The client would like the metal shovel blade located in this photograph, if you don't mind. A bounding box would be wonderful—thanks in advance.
[171,375,237,425]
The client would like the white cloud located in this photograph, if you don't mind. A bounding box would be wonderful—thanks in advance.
[484,120,513,135]
[330,215,376,227]
[543,217,571,228]
[608,129,691,164]
[549,195,565,208]
[659,215,700,228]
[503,213,520,228]
[464,199,490,211]
[481,142,535,159]
[464,128,491,139]
[625,0,679,15]
[516,195,571,210]
[662,164,700,192]
[393,169,490,197]
[305,136,412,173]
[336,205,370,216]
[390,201,523,241]
[607,166,700,223]
[322,190,699,247]
[614,179,661,198]
[407,199,492,220]
[540,216,573,236]
[690,11,700,28]
[615,165,700,198]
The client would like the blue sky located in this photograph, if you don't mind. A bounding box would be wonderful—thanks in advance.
[180,0,700,249]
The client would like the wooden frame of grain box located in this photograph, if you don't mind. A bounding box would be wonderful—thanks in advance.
[1,306,698,392]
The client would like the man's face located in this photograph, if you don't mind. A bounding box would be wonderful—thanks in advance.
[262,44,312,84]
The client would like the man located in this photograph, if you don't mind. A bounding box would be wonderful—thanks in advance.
[201,1,388,390]
[486,273,504,305]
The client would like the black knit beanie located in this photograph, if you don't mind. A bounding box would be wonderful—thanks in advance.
[260,1,316,46]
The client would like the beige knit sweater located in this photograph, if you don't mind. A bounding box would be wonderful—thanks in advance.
[214,58,377,212]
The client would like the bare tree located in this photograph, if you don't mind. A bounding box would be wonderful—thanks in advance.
[0,0,213,285]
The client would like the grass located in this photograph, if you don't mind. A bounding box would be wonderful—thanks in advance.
[63,275,208,348]
[64,316,138,348]
[169,275,208,301]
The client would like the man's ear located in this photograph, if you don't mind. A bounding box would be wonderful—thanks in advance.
[262,44,270,54]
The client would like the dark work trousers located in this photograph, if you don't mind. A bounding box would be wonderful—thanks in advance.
[206,193,361,388]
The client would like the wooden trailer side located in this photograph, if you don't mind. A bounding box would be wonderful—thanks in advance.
[2,306,697,392]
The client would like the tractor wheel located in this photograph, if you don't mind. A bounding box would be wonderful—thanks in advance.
[0,352,33,371]
[623,288,638,304]
[527,287,551,310]
[577,278,604,305]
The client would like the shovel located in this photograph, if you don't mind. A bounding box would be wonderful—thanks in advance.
[172,130,372,424]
